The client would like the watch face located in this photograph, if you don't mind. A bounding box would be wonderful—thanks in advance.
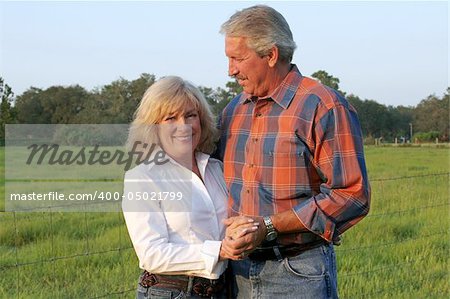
[266,231,277,241]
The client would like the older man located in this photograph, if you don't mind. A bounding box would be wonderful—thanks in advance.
[217,5,371,299]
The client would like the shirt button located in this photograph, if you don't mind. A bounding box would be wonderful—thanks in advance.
[246,189,250,194]
[253,138,258,142]
[256,113,262,117]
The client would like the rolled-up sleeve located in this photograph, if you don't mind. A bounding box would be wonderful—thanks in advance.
[293,103,371,241]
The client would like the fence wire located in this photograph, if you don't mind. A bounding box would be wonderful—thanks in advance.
[1,172,448,298]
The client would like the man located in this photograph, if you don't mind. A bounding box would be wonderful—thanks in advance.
[216,5,371,299]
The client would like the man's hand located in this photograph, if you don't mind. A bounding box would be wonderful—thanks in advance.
[224,216,259,240]
[219,216,267,260]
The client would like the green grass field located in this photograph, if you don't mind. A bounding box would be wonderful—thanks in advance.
[1,146,449,298]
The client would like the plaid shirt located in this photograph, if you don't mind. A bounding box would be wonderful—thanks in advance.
[217,65,370,244]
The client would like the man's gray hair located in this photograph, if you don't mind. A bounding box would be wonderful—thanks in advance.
[220,5,297,63]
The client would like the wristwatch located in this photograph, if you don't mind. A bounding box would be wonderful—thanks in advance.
[263,216,278,241]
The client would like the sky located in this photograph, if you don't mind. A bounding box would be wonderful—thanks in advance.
[0,1,448,107]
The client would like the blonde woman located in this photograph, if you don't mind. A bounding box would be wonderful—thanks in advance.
[122,76,257,299]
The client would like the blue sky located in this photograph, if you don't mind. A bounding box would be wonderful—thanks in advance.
[0,1,448,107]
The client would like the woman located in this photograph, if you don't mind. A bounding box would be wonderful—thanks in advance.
[122,76,255,299]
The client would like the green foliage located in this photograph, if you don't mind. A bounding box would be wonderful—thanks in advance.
[311,70,342,93]
[199,79,242,116]
[79,73,156,124]
[13,74,156,125]
[348,94,415,141]
[3,71,449,143]
[0,77,16,145]
[15,85,89,124]
[413,131,441,142]
[362,135,375,145]
[413,89,449,141]
[387,105,414,139]
[52,125,128,146]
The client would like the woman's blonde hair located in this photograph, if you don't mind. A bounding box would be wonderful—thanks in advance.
[127,76,218,154]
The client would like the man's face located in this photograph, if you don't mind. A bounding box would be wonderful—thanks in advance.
[225,36,272,97]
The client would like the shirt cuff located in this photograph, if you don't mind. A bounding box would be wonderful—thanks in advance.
[292,204,335,242]
[201,240,222,274]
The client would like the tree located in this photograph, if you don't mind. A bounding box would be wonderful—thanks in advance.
[213,80,242,115]
[348,94,390,139]
[225,80,243,97]
[8,72,449,143]
[15,87,48,123]
[79,73,155,123]
[15,85,89,124]
[199,80,242,116]
[387,105,413,140]
[0,77,16,143]
[413,89,449,141]
[44,85,90,124]
[198,86,216,108]
[311,70,344,95]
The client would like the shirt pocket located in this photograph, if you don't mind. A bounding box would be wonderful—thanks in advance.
[261,136,312,200]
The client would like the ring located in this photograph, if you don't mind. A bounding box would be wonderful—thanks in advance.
[240,252,245,259]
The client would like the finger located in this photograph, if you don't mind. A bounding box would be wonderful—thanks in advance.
[227,223,258,237]
[227,223,259,238]
[234,225,259,239]
[222,217,238,226]
[232,232,263,252]
[223,216,255,228]
[221,237,247,259]
[227,235,255,251]
[222,236,248,253]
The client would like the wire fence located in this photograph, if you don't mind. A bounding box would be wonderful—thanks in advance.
[0,172,448,298]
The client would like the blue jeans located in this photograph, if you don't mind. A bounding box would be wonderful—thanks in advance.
[230,244,338,299]
[137,283,186,299]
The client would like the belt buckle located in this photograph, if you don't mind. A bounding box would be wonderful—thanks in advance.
[192,278,214,298]
[192,277,223,298]
[140,271,158,288]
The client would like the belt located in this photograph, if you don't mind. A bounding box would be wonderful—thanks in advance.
[248,239,328,261]
[139,271,225,298]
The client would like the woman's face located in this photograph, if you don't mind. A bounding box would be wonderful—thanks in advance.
[158,102,201,164]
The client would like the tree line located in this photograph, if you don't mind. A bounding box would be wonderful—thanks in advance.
[1,72,448,145]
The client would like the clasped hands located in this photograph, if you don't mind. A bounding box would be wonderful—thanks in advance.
[219,216,267,261]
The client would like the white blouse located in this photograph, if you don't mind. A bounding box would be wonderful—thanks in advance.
[122,151,228,279]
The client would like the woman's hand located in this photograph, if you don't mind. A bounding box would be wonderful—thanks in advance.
[219,216,266,260]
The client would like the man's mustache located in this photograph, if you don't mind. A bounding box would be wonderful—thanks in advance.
[230,75,246,81]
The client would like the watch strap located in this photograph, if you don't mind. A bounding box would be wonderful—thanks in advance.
[263,216,275,234]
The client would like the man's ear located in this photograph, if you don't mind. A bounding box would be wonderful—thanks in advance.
[267,46,279,67]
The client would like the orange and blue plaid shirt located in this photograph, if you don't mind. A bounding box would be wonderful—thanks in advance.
[217,65,370,244]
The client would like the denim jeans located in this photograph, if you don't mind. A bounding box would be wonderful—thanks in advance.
[230,244,338,299]
[137,283,186,299]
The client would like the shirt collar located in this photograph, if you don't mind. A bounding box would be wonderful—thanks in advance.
[141,145,210,173]
[241,64,302,109]
[195,151,210,179]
